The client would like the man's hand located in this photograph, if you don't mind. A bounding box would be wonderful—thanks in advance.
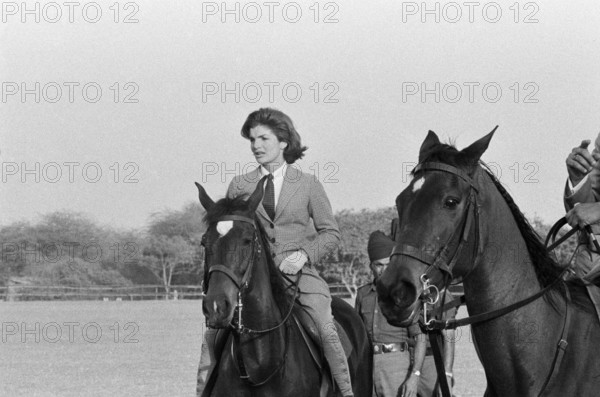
[398,374,419,397]
[566,140,596,186]
[279,250,307,274]
[566,203,600,228]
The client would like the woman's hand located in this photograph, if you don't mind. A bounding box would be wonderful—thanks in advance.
[279,251,307,274]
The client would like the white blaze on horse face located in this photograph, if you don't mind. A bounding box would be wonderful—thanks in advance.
[412,176,425,193]
[216,221,234,236]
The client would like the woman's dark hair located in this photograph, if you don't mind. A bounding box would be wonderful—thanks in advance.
[241,108,308,164]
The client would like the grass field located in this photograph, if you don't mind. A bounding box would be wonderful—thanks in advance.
[0,301,486,396]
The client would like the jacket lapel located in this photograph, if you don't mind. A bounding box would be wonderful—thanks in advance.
[274,166,302,222]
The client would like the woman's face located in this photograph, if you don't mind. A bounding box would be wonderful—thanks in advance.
[249,125,287,169]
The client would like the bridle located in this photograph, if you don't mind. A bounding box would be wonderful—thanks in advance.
[389,161,573,397]
[389,161,482,326]
[205,214,298,334]
[203,213,299,386]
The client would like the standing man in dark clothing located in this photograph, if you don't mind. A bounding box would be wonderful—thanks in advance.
[356,231,416,396]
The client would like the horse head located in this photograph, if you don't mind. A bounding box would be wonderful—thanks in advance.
[377,128,496,327]
[195,181,265,328]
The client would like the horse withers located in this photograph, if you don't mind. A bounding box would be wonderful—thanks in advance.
[196,181,372,397]
[377,129,600,396]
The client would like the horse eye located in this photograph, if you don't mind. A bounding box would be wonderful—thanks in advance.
[443,198,460,209]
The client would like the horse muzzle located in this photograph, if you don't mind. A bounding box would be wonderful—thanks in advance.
[202,291,236,328]
[376,263,422,327]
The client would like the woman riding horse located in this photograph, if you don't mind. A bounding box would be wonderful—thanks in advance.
[198,108,354,397]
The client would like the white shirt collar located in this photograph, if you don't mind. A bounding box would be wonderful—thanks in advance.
[260,163,287,180]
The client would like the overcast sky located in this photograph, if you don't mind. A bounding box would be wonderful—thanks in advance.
[2,0,600,230]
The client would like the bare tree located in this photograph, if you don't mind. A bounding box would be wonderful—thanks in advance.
[140,235,195,298]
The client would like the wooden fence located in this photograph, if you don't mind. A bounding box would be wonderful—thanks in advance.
[0,283,356,301]
[0,283,463,302]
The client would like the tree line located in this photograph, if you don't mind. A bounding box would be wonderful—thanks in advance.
[0,203,576,299]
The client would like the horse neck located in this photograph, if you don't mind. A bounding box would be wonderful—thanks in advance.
[465,172,543,312]
[460,171,566,395]
[243,245,283,328]
[239,235,286,372]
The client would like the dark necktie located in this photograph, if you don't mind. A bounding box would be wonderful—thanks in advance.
[263,174,275,220]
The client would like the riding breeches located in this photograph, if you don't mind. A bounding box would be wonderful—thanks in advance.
[288,265,354,397]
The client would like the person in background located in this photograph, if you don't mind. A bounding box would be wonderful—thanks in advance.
[563,134,600,319]
[355,230,414,397]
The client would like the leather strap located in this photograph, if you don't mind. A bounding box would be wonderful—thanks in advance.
[429,330,451,397]
[218,214,256,226]
[414,162,478,193]
[426,268,568,330]
[537,287,571,396]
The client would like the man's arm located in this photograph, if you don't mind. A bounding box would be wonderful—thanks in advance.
[400,324,424,397]
[564,176,596,210]
[564,139,600,209]
[441,329,456,393]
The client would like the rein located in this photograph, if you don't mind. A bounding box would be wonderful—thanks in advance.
[397,162,577,397]
[205,214,300,386]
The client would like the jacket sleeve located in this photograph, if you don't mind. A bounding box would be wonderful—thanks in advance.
[564,177,596,211]
[299,178,341,264]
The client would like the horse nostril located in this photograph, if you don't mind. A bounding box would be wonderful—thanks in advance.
[393,281,417,309]
[215,297,231,316]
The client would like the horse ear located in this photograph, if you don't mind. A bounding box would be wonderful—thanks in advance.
[195,182,215,211]
[247,178,265,212]
[461,126,498,163]
[418,130,441,162]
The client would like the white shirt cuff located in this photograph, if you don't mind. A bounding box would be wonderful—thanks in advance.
[569,174,589,195]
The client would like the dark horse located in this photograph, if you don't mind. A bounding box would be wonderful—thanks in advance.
[196,181,372,397]
[377,129,600,396]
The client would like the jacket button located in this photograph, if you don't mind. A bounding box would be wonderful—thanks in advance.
[272,252,276,258]
[271,238,276,243]
[270,223,274,229]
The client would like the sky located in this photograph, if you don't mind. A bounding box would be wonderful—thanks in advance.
[1,0,600,230]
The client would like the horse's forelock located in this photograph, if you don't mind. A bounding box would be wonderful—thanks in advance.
[413,142,476,177]
[203,195,251,225]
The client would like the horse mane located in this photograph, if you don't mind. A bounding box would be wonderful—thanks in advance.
[416,142,566,293]
[254,217,296,313]
[204,194,294,314]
